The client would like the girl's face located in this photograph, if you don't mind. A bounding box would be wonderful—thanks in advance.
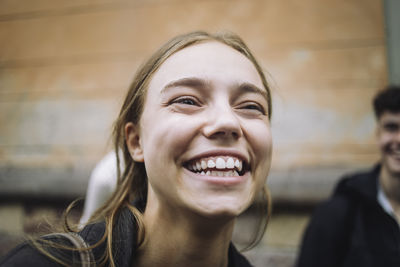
[126,41,272,219]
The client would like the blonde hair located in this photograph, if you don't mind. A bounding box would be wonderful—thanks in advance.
[44,31,273,267]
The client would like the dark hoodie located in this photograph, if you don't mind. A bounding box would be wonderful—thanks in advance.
[296,164,400,267]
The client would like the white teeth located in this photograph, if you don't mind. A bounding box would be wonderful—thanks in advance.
[226,157,234,168]
[188,156,245,175]
[201,160,207,169]
[196,161,201,170]
[209,170,238,177]
[210,170,224,177]
[193,169,239,177]
[207,160,216,168]
[234,159,242,172]
[216,157,226,169]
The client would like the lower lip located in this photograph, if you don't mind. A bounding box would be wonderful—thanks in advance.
[183,168,249,186]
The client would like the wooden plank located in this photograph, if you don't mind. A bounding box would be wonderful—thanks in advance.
[0,165,91,200]
[0,0,384,62]
[271,84,381,167]
[267,164,376,204]
[272,143,379,170]
[0,61,140,100]
[0,99,118,145]
[0,0,115,16]
[257,46,387,88]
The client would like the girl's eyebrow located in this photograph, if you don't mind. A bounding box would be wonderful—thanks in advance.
[161,77,210,94]
[237,82,269,100]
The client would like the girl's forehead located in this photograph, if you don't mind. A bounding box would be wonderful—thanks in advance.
[161,41,250,69]
[148,41,263,91]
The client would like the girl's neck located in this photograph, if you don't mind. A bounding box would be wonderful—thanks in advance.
[133,202,235,267]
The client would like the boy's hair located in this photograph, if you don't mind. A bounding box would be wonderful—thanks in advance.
[373,85,400,118]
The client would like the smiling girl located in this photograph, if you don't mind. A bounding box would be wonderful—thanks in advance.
[0,31,273,267]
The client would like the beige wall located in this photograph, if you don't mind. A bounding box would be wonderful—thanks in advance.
[0,0,388,201]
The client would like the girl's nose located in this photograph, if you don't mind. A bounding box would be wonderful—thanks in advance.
[202,104,243,140]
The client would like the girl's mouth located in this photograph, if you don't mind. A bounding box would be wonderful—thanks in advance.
[184,156,248,177]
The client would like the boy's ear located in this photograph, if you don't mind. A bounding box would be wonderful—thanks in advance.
[125,122,144,162]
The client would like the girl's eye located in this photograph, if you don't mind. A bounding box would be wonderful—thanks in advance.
[170,97,199,106]
[240,103,266,114]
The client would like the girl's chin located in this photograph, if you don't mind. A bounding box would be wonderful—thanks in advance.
[186,197,251,220]
[176,169,255,219]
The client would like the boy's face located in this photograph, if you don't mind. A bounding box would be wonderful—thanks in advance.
[377,112,400,178]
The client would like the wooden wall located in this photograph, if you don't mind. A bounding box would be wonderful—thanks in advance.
[0,0,388,202]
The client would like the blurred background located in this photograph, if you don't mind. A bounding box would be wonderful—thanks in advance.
[0,0,398,266]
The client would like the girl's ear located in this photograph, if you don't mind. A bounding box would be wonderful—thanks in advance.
[125,122,144,162]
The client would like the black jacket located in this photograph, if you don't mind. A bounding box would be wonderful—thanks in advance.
[296,164,400,267]
[0,207,253,267]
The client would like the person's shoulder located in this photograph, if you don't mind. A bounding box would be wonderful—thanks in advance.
[307,166,379,230]
[0,240,61,267]
[312,194,353,224]
[335,172,368,190]
[0,222,108,267]
[333,164,380,201]
[340,164,379,184]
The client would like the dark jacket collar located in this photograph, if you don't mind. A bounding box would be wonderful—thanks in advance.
[79,207,137,267]
[334,164,381,203]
